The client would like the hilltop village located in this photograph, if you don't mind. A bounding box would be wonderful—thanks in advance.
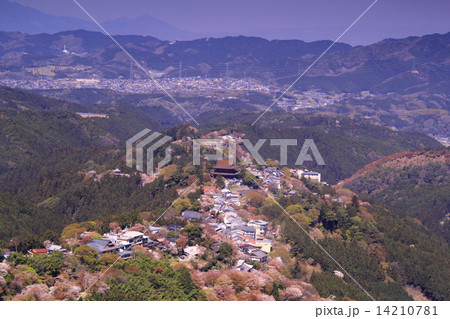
[1,130,367,301]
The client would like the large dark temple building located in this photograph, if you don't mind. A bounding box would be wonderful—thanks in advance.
[211,159,239,178]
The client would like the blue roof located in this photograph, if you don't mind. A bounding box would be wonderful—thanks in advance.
[232,225,256,233]
[251,250,268,258]
[87,238,111,253]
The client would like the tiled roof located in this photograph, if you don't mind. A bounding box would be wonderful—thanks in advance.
[87,239,113,253]
[30,248,47,254]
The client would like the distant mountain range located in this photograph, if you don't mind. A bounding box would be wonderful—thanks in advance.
[0,29,353,82]
[0,0,196,40]
[0,28,449,94]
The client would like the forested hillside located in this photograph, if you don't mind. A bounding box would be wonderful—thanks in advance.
[341,150,450,241]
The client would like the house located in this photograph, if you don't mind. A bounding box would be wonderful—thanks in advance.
[182,211,203,220]
[224,215,240,226]
[263,175,281,186]
[226,193,239,200]
[302,171,321,182]
[247,219,268,240]
[237,263,254,272]
[86,239,120,256]
[296,169,321,182]
[28,248,47,256]
[116,231,149,250]
[235,260,253,272]
[265,167,279,174]
[119,250,132,259]
[239,244,260,255]
[214,223,227,233]
[250,250,268,263]
[47,244,66,254]
[147,241,159,250]
[254,240,272,253]
[168,225,182,231]
[228,218,245,229]
[213,197,226,206]
[232,225,256,240]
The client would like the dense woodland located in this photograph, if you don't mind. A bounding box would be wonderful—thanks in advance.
[343,150,450,241]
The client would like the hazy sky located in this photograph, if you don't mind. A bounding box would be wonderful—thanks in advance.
[9,0,450,44]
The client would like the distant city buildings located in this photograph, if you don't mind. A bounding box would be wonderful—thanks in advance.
[0,77,269,94]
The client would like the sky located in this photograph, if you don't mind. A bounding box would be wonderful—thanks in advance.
[9,0,450,45]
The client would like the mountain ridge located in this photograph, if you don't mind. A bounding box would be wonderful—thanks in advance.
[0,0,196,40]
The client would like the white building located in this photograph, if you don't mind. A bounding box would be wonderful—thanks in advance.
[115,231,149,250]
[295,169,321,183]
